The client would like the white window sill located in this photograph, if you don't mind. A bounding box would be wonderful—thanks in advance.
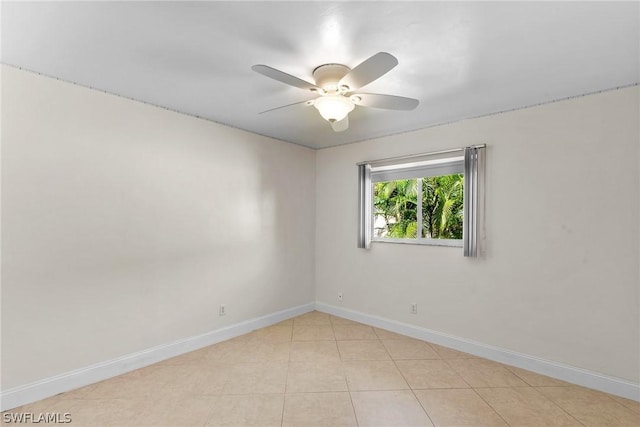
[371,238,463,247]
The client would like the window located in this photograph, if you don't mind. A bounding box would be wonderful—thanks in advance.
[357,146,484,256]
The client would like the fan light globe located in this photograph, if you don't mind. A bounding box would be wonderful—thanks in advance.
[313,96,355,122]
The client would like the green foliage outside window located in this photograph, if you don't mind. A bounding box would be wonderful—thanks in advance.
[373,174,464,239]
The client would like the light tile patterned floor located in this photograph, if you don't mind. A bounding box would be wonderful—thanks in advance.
[3,311,639,426]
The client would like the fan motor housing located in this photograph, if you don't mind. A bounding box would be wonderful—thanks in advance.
[312,64,351,90]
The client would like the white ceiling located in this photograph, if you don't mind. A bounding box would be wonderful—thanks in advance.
[2,1,638,149]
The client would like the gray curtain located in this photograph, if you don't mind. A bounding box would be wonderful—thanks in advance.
[463,146,484,257]
[357,163,371,249]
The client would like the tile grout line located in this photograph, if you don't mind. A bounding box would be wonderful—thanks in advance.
[529,385,629,427]
[386,340,438,427]
[438,356,472,389]
[280,319,296,427]
[532,388,589,427]
[332,316,361,427]
[502,370,588,427]
[438,356,513,426]
[337,318,361,427]
[466,387,513,427]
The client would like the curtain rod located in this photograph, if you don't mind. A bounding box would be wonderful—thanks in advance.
[356,144,486,166]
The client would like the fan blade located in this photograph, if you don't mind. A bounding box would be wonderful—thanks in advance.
[252,65,320,91]
[331,116,349,132]
[339,52,398,91]
[259,99,314,114]
[353,93,419,110]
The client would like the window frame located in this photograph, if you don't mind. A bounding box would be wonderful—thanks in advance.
[370,158,465,247]
[357,145,484,256]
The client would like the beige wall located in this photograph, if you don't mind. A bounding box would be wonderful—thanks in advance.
[1,66,316,389]
[315,86,640,382]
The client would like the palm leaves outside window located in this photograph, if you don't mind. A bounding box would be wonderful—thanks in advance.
[373,174,464,239]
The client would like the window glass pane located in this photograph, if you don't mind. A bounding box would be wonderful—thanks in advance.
[373,179,418,239]
[422,174,464,239]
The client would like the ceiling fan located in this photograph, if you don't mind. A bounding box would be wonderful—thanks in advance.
[252,52,419,132]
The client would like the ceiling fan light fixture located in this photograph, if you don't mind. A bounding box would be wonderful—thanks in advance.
[252,52,417,130]
[313,95,355,122]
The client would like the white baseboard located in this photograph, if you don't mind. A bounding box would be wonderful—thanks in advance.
[0,302,315,411]
[4,301,638,410]
[316,302,640,402]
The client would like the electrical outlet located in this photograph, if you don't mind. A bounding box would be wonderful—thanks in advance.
[411,303,418,314]
[338,292,343,302]
[219,304,226,316]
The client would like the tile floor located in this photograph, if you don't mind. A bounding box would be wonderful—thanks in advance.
[3,311,639,426]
